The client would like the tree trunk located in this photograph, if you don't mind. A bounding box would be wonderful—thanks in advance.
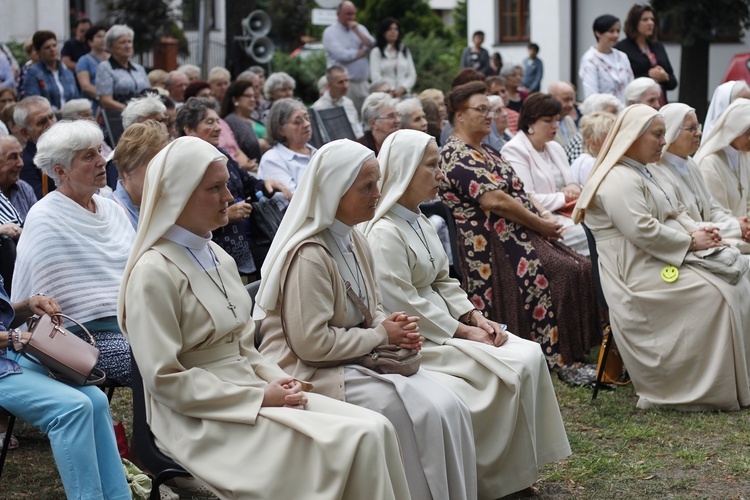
[678,39,711,123]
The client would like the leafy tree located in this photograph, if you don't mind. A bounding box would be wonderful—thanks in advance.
[99,0,187,55]
[453,0,468,42]
[404,32,462,92]
[652,0,750,120]
[353,0,453,41]
[256,0,315,51]
[270,50,327,105]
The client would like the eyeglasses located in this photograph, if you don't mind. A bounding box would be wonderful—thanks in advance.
[467,106,495,117]
[241,93,256,99]
[375,113,399,121]
[288,115,311,126]
[681,124,702,134]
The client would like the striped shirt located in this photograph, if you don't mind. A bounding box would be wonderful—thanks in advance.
[0,191,22,225]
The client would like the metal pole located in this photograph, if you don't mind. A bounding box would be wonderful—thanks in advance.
[198,0,208,76]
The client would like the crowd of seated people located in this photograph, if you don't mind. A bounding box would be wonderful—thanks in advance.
[0,1,749,497]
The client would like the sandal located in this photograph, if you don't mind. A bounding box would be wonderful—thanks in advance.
[0,432,19,450]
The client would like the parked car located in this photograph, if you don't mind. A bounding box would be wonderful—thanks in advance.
[723,53,750,84]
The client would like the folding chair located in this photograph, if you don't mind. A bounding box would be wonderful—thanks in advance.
[314,107,357,142]
[420,200,463,282]
[582,223,622,400]
[308,109,325,149]
[246,281,263,348]
[101,108,125,149]
[130,356,192,500]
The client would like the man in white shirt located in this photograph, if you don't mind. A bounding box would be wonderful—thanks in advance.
[548,81,579,149]
[322,1,374,118]
[312,66,364,139]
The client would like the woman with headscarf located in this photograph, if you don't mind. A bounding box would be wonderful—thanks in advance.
[659,103,750,252]
[256,139,477,500]
[363,129,571,498]
[118,136,411,499]
[574,104,750,411]
[703,81,750,142]
[695,98,750,221]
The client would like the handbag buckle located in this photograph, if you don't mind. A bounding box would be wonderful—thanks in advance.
[50,325,66,339]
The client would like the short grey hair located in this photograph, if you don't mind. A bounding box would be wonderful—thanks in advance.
[104,24,134,49]
[13,96,51,129]
[177,64,201,80]
[236,71,259,83]
[61,99,92,120]
[487,95,503,108]
[122,94,167,129]
[624,77,661,106]
[164,70,188,88]
[176,97,212,136]
[208,66,230,82]
[266,98,308,146]
[34,120,103,183]
[396,98,423,129]
[248,66,265,77]
[500,65,518,78]
[368,79,390,93]
[0,134,21,155]
[264,72,295,100]
[326,65,347,83]
[361,92,397,131]
[581,93,622,116]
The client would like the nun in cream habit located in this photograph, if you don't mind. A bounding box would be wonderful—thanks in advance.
[658,103,750,252]
[362,129,571,499]
[255,139,477,500]
[695,98,750,220]
[118,137,411,499]
[574,104,750,411]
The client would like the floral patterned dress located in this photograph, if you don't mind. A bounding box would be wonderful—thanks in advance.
[439,136,600,368]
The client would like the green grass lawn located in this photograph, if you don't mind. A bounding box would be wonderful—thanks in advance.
[1,373,749,499]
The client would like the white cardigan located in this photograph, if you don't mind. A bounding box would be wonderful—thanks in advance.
[501,131,575,212]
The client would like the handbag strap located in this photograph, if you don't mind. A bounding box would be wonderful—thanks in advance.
[47,313,97,346]
[344,281,372,328]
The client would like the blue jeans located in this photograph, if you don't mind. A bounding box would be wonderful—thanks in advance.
[0,353,130,499]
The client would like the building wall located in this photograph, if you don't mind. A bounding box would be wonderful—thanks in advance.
[0,0,70,43]
[469,0,750,102]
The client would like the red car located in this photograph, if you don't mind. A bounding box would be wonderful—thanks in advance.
[723,53,750,84]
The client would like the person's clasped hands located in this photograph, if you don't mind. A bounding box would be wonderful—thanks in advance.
[383,312,422,350]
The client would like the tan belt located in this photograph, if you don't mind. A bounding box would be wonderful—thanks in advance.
[178,341,240,369]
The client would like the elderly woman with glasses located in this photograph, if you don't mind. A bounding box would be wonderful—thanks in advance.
[95,25,150,111]
[501,93,589,255]
[257,98,316,208]
[12,120,134,385]
[364,129,570,498]
[119,136,411,499]
[256,138,477,500]
[177,97,290,276]
[575,104,750,411]
[357,92,400,155]
[260,72,295,123]
[220,80,267,165]
[658,103,750,251]
[439,81,600,370]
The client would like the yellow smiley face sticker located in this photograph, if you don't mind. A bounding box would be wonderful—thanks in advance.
[661,265,679,283]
